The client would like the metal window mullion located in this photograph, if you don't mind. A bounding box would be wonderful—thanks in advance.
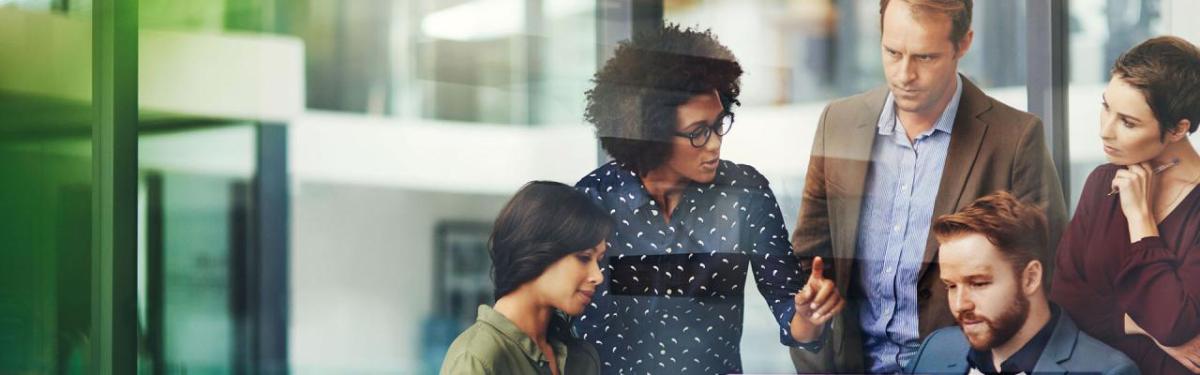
[92,0,138,373]
[253,123,290,373]
[1025,0,1070,200]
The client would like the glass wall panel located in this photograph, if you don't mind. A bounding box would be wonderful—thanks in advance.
[287,0,599,369]
[130,0,599,373]
[137,125,257,373]
[1065,0,1172,208]
[6,0,1198,372]
[0,4,94,374]
[136,1,269,373]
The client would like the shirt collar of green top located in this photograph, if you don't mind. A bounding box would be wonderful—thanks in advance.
[475,304,573,370]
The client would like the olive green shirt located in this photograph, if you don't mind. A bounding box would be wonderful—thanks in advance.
[440,305,600,375]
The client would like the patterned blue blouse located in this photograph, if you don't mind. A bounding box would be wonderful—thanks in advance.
[573,160,806,375]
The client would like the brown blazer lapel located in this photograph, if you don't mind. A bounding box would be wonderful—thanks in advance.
[918,78,993,278]
[819,87,886,373]
[828,87,888,292]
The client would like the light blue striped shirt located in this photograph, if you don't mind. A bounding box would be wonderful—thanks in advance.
[856,75,962,373]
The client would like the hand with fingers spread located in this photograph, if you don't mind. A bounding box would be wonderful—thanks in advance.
[1111,162,1160,241]
[790,256,845,343]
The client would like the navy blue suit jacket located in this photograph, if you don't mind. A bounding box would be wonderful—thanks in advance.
[905,310,1139,374]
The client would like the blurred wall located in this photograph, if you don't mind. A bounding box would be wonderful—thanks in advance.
[290,182,505,373]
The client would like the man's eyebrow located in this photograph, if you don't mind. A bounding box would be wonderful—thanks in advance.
[963,273,992,281]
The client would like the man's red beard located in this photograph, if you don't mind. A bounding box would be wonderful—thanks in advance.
[956,287,1029,351]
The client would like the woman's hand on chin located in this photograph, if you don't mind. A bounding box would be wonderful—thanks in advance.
[1112,162,1159,241]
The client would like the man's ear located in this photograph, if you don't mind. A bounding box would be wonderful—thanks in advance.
[1023,260,1044,296]
[955,29,974,59]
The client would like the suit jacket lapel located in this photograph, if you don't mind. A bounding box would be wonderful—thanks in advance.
[919,78,992,278]
[832,87,888,292]
[1032,311,1078,374]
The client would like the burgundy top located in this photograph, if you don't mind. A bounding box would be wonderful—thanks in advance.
[1051,164,1200,375]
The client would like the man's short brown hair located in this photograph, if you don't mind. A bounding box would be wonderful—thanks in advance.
[880,0,973,48]
[932,191,1046,277]
[1111,36,1200,139]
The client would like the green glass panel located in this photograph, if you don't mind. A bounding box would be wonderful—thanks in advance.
[0,5,94,374]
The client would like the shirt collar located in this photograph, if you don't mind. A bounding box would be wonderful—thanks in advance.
[966,304,1061,374]
[612,162,654,209]
[475,304,572,366]
[612,162,723,212]
[877,73,964,137]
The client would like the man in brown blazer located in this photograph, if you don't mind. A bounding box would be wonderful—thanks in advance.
[787,0,1068,372]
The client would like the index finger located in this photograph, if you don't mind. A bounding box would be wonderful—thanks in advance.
[808,256,826,283]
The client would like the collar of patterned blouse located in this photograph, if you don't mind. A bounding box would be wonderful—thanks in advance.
[611,161,735,213]
[608,163,654,210]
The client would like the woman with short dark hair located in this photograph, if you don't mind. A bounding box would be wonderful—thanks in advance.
[574,24,844,374]
[441,181,613,375]
[1051,36,1200,375]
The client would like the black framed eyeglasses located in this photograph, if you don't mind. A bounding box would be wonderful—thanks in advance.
[674,112,734,148]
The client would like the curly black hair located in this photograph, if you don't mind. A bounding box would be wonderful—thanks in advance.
[584,24,743,176]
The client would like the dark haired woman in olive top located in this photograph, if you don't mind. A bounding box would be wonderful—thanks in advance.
[441,181,613,375]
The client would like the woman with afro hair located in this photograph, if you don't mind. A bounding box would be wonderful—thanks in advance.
[572,24,844,375]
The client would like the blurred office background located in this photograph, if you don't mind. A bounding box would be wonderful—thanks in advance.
[2,0,1199,373]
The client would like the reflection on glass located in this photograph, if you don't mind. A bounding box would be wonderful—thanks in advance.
[1067,0,1164,207]
[137,125,257,374]
[132,0,601,372]
[423,222,493,373]
[406,0,597,124]
[0,4,93,374]
[664,0,1032,371]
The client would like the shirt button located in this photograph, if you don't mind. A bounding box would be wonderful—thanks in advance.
[893,225,901,232]
[900,185,908,191]
[885,267,894,274]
